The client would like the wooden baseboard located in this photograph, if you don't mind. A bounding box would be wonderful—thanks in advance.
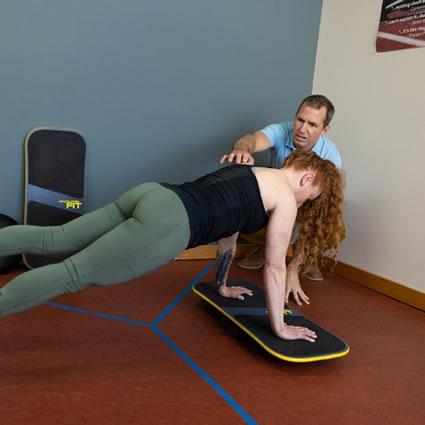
[329,260,425,312]
[178,245,424,312]
[177,244,255,260]
[177,244,293,260]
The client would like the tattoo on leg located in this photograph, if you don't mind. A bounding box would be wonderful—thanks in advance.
[215,248,233,289]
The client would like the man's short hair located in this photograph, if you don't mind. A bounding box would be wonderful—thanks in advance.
[297,95,335,127]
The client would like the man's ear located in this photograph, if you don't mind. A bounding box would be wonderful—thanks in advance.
[321,125,331,135]
[300,172,315,187]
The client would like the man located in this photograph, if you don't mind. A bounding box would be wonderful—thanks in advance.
[220,94,342,305]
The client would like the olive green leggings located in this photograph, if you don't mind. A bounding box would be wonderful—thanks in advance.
[0,183,190,318]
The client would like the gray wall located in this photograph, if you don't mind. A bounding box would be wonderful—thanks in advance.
[0,0,323,221]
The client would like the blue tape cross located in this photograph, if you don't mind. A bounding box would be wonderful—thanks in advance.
[44,262,258,425]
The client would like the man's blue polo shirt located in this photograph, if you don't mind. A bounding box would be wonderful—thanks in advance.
[261,122,342,169]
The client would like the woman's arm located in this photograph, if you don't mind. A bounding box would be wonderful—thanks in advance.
[264,206,316,342]
[215,232,253,300]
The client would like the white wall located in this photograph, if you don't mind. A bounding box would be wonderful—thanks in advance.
[313,0,425,292]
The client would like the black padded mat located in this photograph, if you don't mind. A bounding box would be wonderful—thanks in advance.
[27,129,85,198]
[193,281,349,362]
[23,127,86,269]
[195,280,267,308]
[235,315,347,358]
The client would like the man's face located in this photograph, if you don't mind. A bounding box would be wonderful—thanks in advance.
[292,104,330,151]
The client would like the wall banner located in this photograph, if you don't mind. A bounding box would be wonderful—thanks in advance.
[377,0,425,52]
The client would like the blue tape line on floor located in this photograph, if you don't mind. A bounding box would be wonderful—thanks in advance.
[44,262,258,425]
[44,302,151,326]
[153,325,258,425]
[152,261,214,326]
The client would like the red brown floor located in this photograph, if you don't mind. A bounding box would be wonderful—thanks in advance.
[1,260,424,425]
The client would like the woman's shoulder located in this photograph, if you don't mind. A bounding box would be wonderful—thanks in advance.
[254,167,295,212]
[253,166,285,185]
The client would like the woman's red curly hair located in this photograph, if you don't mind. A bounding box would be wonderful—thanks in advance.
[283,151,345,268]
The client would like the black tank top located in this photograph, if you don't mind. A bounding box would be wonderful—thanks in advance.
[161,165,268,248]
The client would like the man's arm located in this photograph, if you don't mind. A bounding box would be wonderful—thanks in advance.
[220,131,272,164]
[215,232,253,300]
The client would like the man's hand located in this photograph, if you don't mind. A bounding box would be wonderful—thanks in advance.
[220,150,255,165]
[286,267,310,305]
[218,284,253,300]
[274,324,317,342]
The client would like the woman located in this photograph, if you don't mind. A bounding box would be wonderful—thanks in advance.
[0,151,344,342]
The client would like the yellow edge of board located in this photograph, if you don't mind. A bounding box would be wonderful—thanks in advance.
[192,286,349,363]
